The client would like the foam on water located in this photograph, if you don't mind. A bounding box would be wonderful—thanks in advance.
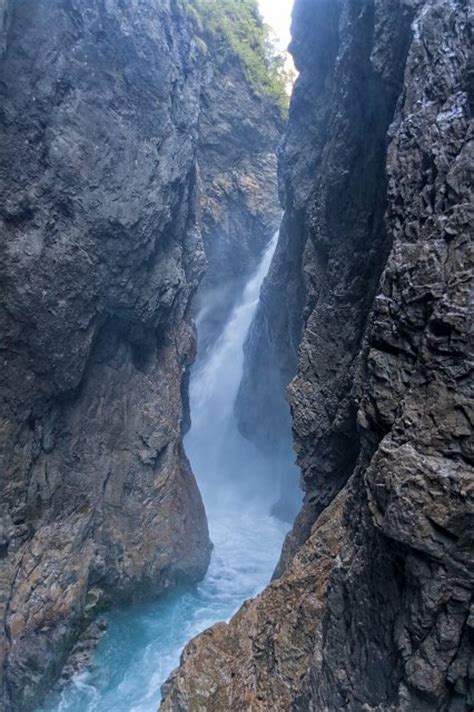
[43,231,292,712]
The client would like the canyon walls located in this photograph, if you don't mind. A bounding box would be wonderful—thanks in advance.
[161,0,474,710]
[0,3,209,708]
[0,1,282,709]
[195,44,282,358]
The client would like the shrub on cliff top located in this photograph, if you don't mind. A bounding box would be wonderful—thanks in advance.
[183,0,289,115]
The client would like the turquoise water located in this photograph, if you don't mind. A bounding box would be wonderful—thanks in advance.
[43,232,295,711]
[44,508,288,712]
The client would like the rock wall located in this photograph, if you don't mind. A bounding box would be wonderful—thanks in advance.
[160,0,474,710]
[195,35,282,360]
[235,210,305,459]
[234,211,305,519]
[0,1,282,709]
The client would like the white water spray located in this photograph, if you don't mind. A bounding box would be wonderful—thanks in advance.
[187,231,280,512]
[193,229,278,425]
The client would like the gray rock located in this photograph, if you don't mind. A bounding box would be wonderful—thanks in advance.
[160,0,474,710]
[0,1,282,709]
[195,40,282,359]
[0,3,210,709]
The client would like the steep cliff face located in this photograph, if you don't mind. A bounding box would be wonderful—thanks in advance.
[234,211,305,519]
[235,210,305,460]
[160,1,474,710]
[0,1,282,710]
[195,35,282,359]
[0,3,210,709]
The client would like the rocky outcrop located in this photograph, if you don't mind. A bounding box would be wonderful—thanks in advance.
[160,1,474,710]
[234,209,305,520]
[0,1,282,710]
[0,3,211,709]
[195,37,282,360]
[234,207,306,520]
[235,210,305,459]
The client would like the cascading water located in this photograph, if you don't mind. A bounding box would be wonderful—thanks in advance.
[188,230,283,511]
[42,230,296,712]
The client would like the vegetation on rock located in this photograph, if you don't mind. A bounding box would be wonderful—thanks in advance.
[182,0,290,114]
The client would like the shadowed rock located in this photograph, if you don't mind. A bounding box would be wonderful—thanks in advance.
[0,1,282,709]
[160,1,474,710]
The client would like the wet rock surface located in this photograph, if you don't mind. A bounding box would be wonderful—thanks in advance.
[160,0,474,710]
[195,40,282,361]
[0,1,281,709]
[0,3,210,709]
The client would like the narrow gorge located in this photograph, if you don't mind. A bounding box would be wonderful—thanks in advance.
[1,1,473,712]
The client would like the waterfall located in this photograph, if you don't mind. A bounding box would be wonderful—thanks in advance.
[42,229,295,712]
[186,230,280,512]
[194,230,278,427]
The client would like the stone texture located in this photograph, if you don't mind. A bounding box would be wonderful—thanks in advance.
[195,40,282,360]
[234,209,306,520]
[0,1,282,709]
[160,486,348,712]
[0,3,210,708]
[160,0,474,710]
